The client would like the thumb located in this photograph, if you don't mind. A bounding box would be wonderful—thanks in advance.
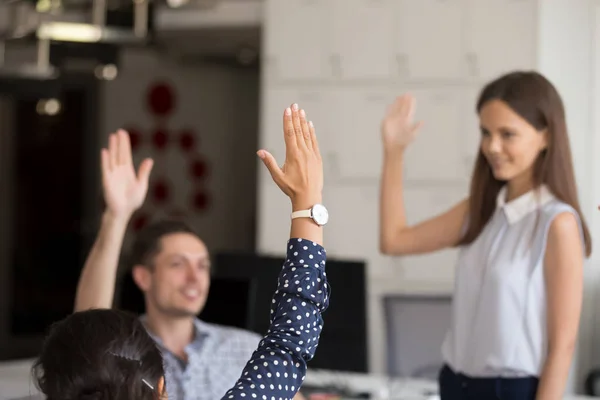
[137,158,154,186]
[257,150,284,184]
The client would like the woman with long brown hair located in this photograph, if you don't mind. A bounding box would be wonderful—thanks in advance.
[379,71,591,400]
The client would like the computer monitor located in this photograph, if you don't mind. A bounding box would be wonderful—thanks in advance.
[214,252,368,373]
[199,276,256,329]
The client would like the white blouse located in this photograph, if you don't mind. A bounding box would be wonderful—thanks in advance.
[441,185,584,377]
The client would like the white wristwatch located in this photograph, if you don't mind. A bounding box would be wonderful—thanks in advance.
[291,203,329,226]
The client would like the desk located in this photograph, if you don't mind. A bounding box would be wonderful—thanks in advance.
[0,359,41,400]
[0,359,597,400]
[305,369,437,399]
[304,369,598,400]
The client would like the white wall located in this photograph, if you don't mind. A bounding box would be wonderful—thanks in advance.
[537,0,596,390]
[588,0,600,382]
[258,0,598,391]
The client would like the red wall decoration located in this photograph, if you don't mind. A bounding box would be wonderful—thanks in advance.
[132,213,149,232]
[125,126,142,151]
[190,158,208,180]
[147,82,176,117]
[126,80,211,232]
[179,129,196,153]
[151,128,169,150]
[152,179,170,203]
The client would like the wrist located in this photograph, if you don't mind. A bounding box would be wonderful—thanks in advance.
[383,146,406,160]
[290,217,323,246]
[102,209,132,227]
[291,195,323,212]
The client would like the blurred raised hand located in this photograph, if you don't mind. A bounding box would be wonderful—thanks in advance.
[100,129,154,218]
[381,94,423,153]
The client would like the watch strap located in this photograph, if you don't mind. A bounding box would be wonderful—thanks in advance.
[291,209,312,219]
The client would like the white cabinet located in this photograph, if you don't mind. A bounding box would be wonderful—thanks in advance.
[263,0,331,81]
[330,0,395,80]
[404,88,464,181]
[462,87,482,176]
[260,88,289,163]
[464,0,537,81]
[396,0,466,81]
[324,185,395,279]
[263,0,539,83]
[398,186,468,282]
[329,88,393,179]
[257,183,291,255]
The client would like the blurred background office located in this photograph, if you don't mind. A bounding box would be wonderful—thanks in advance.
[0,0,600,399]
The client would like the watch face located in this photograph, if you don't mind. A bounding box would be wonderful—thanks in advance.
[311,204,329,226]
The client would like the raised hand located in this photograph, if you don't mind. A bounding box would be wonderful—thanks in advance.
[100,129,154,218]
[257,103,323,211]
[381,94,423,152]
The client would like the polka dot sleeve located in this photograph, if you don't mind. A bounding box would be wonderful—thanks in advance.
[221,238,330,400]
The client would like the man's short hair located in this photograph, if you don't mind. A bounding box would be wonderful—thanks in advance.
[130,219,197,269]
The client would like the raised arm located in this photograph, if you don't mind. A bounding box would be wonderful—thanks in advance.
[74,130,153,311]
[221,104,328,400]
[379,94,468,256]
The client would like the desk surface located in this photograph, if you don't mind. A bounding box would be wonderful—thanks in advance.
[304,369,597,400]
[0,359,596,400]
[305,368,437,399]
[0,359,41,400]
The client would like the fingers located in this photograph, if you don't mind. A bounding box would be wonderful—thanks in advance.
[100,148,111,176]
[299,109,312,149]
[283,107,297,155]
[405,94,417,121]
[291,103,307,150]
[390,94,412,117]
[137,158,154,186]
[309,121,321,158]
[257,150,284,186]
[108,133,118,169]
[385,101,396,117]
[117,129,133,166]
[284,103,318,156]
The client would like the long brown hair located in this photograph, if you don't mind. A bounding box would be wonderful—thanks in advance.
[458,71,592,257]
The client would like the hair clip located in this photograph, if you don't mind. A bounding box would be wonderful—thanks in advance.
[108,351,142,365]
[142,378,154,390]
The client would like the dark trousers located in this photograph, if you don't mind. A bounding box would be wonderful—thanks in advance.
[438,364,539,400]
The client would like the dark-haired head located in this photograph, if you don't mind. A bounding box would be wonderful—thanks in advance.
[460,70,591,256]
[130,219,211,318]
[130,219,197,269]
[33,309,166,400]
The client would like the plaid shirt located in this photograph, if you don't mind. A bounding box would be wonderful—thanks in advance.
[141,317,261,400]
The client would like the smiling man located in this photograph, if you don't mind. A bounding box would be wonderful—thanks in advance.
[125,219,261,400]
